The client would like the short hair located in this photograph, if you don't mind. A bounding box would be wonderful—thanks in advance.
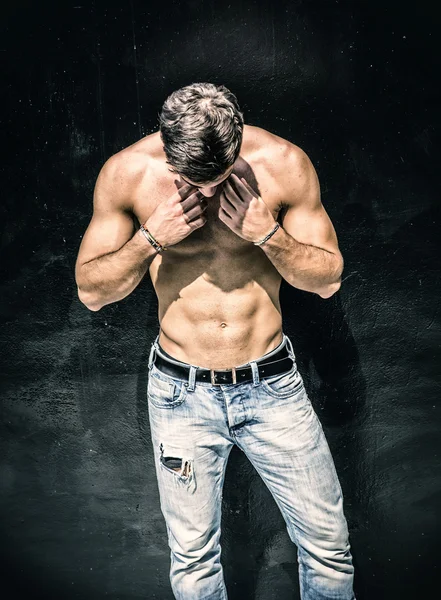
[159,82,244,185]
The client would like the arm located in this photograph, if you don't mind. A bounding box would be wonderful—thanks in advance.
[257,147,343,298]
[75,156,208,311]
[220,146,343,299]
[75,157,158,312]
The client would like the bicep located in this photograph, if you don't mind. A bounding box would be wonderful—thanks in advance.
[279,148,341,256]
[75,160,136,274]
[75,208,136,268]
[281,201,340,255]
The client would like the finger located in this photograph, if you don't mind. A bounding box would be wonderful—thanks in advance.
[185,200,208,222]
[174,178,188,191]
[219,204,233,220]
[175,181,199,200]
[188,215,207,229]
[174,178,194,191]
[180,191,205,212]
[223,179,244,205]
[231,173,258,198]
[228,175,255,202]
[220,189,238,212]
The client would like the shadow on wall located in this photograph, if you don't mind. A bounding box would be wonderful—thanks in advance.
[279,283,367,596]
[280,283,366,426]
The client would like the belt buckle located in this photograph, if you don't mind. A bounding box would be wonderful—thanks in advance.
[210,367,237,385]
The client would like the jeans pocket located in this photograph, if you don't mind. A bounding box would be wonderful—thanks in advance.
[261,366,304,398]
[147,367,188,409]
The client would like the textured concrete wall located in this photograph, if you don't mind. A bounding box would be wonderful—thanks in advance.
[1,0,440,598]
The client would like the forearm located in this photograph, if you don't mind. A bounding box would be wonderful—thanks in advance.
[259,225,343,298]
[76,229,158,311]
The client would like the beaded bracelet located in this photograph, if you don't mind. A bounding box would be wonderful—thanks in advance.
[253,222,280,246]
[140,224,166,253]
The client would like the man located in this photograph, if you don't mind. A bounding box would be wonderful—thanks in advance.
[75,82,355,599]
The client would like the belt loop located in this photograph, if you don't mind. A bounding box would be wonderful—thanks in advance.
[284,333,296,362]
[187,365,197,392]
[148,335,159,371]
[249,360,260,386]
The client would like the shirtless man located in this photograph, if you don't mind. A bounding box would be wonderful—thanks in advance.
[75,83,355,600]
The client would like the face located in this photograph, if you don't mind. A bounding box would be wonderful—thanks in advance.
[179,166,235,197]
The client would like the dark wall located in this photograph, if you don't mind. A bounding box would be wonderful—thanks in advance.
[1,1,440,598]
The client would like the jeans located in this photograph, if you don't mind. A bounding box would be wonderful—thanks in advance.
[147,332,355,600]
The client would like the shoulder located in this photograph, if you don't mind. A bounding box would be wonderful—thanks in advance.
[243,125,317,206]
[243,124,312,171]
[94,133,161,211]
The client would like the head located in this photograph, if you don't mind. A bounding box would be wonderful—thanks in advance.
[159,82,244,196]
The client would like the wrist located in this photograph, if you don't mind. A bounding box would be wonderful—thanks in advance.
[253,222,280,246]
[135,227,159,257]
[139,222,167,253]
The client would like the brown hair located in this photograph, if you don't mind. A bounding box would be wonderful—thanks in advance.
[159,82,244,184]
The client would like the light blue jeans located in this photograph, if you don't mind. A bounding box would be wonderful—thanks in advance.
[147,332,355,600]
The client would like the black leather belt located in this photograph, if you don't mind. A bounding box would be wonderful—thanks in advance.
[152,343,294,385]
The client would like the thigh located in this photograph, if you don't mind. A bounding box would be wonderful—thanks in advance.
[147,366,233,547]
[238,368,348,542]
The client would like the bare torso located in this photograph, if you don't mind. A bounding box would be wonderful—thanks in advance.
[127,125,291,369]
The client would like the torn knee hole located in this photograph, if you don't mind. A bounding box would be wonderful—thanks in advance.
[162,456,191,476]
[159,444,191,476]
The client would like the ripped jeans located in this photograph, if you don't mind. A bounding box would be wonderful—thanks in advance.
[147,332,355,600]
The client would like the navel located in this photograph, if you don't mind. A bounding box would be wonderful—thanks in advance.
[220,322,227,328]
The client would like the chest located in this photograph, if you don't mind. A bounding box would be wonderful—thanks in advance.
[132,175,282,255]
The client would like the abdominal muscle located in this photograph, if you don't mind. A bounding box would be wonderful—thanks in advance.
[149,250,284,369]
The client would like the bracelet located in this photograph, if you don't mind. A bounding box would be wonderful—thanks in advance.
[140,224,166,253]
[253,222,280,246]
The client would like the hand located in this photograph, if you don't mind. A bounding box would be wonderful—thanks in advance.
[219,174,277,243]
[144,182,208,248]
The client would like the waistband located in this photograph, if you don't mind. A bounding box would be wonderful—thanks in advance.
[147,332,296,390]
